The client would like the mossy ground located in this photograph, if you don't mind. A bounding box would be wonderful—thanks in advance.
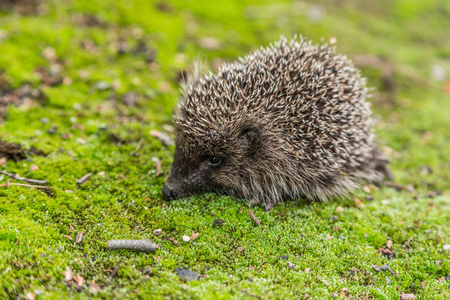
[0,0,449,299]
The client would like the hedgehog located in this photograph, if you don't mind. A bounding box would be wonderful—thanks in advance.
[162,37,391,211]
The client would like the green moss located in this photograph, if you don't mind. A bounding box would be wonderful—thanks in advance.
[0,0,449,298]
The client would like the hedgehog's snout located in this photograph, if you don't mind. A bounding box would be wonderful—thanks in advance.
[162,183,178,201]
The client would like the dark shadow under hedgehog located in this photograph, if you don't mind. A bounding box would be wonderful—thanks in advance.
[162,37,392,211]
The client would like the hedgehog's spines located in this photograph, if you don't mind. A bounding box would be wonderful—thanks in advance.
[168,36,389,206]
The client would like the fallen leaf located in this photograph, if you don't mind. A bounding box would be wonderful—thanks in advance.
[73,274,85,287]
[29,164,39,171]
[63,266,74,281]
[336,206,344,212]
[386,240,393,249]
[249,265,256,269]
[25,292,35,300]
[89,280,101,294]
[237,247,244,252]
[318,278,330,286]
[326,234,334,240]
[190,231,199,241]
[363,186,370,193]
[354,197,364,208]
[400,293,415,300]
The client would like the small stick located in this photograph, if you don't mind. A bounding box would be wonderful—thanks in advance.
[0,170,47,185]
[107,239,159,252]
[151,157,161,176]
[0,181,50,189]
[249,210,261,226]
[76,172,92,187]
[110,265,120,278]
[135,138,144,152]
[130,138,144,156]
[241,289,262,299]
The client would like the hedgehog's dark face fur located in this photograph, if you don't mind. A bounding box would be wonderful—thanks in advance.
[163,119,263,201]
[162,37,390,210]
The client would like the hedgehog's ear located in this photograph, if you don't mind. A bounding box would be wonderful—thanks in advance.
[239,125,260,157]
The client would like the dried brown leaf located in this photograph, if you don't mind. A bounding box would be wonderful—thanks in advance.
[89,280,101,294]
[63,266,74,281]
[190,231,199,241]
[386,240,393,249]
[73,274,85,287]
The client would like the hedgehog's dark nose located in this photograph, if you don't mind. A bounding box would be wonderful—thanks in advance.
[162,183,177,200]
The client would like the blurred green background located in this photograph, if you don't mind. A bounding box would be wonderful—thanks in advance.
[0,0,449,299]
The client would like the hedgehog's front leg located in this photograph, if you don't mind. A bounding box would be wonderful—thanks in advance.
[249,197,260,208]
[263,201,275,212]
[250,197,275,211]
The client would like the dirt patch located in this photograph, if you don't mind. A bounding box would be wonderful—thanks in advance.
[0,139,46,162]
[0,71,47,121]
[0,0,45,15]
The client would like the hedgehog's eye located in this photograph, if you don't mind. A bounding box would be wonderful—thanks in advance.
[208,156,222,166]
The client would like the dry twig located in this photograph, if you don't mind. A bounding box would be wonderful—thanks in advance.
[76,172,92,187]
[0,181,49,189]
[107,239,158,252]
[0,170,47,185]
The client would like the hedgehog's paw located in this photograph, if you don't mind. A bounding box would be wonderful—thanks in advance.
[264,201,275,212]
[249,197,260,208]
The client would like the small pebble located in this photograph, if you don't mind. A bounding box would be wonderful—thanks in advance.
[174,268,200,281]
[386,277,391,285]
[213,218,224,227]
[96,81,110,91]
[153,229,162,236]
[287,262,295,269]
[381,264,390,271]
[180,284,188,290]
[280,256,288,260]
[34,290,44,296]
[372,265,381,272]
[365,196,374,201]
[182,235,190,242]
[40,117,50,124]
[443,244,450,251]
[304,268,310,273]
